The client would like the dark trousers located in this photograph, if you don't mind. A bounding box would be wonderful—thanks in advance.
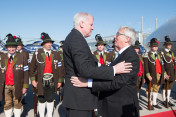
[66,108,92,117]
[38,86,55,103]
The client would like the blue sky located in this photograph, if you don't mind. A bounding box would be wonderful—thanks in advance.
[0,0,176,44]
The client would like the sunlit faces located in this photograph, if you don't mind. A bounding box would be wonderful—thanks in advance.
[7,46,17,54]
[81,16,94,38]
[43,42,52,51]
[114,29,128,50]
[17,45,23,51]
[97,44,104,52]
[151,46,158,52]
[165,44,172,50]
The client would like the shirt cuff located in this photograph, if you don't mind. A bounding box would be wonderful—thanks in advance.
[88,78,93,88]
[113,66,116,76]
[98,62,101,67]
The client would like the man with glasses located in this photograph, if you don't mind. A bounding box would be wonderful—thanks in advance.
[63,12,132,117]
[71,26,140,117]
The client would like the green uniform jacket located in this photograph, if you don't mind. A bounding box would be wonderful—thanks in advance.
[143,51,165,85]
[93,51,110,66]
[29,48,64,96]
[0,52,29,101]
[108,51,116,62]
[161,50,176,82]
[58,50,65,79]
[137,54,145,86]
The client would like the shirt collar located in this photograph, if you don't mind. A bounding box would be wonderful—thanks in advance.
[98,51,104,55]
[118,45,130,54]
[43,48,51,55]
[151,51,157,55]
[165,48,170,52]
[17,49,22,53]
[8,53,16,58]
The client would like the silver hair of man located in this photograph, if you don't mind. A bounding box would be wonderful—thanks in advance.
[119,26,137,45]
[73,12,93,27]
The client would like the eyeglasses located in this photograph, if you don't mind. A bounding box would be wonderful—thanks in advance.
[116,32,128,37]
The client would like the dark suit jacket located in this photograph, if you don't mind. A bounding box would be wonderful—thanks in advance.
[63,28,114,110]
[92,46,140,117]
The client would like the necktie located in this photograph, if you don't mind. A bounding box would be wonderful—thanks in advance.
[169,51,172,55]
[9,56,13,63]
[114,52,119,60]
[46,52,50,61]
[154,53,157,58]
[100,53,103,59]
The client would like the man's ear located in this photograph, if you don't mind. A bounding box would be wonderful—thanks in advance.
[125,37,130,43]
[80,21,85,28]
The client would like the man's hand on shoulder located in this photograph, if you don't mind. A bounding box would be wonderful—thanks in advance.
[114,61,132,74]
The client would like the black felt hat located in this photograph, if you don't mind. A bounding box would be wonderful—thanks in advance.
[60,40,65,47]
[5,33,17,47]
[164,36,172,46]
[149,38,159,47]
[133,40,141,49]
[41,32,54,46]
[95,34,106,46]
[16,37,24,46]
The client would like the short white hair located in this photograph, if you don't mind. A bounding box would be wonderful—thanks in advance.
[119,26,137,45]
[73,12,93,27]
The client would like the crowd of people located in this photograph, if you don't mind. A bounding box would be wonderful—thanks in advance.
[0,12,175,117]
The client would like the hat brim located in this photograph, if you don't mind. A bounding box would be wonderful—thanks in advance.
[164,42,173,46]
[133,46,140,49]
[5,42,17,47]
[17,43,24,46]
[149,44,158,47]
[95,43,106,46]
[41,40,54,46]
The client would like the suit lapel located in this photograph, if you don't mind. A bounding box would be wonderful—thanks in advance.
[157,54,161,62]
[51,51,54,65]
[103,53,106,62]
[150,53,155,61]
[111,46,132,66]
[13,54,18,67]
[5,54,8,69]
[95,51,100,62]
[138,55,143,64]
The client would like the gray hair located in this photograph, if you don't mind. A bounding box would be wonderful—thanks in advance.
[119,26,137,45]
[73,12,93,27]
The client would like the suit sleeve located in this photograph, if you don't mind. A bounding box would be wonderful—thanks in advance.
[143,55,150,78]
[29,52,37,81]
[57,54,64,83]
[70,37,114,80]
[92,53,139,92]
[23,54,29,88]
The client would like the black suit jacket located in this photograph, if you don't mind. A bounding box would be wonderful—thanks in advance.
[63,28,114,110]
[92,46,140,117]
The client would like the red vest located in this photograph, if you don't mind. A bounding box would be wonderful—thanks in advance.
[156,57,161,74]
[44,54,52,73]
[5,60,14,85]
[99,55,104,65]
[138,61,143,76]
